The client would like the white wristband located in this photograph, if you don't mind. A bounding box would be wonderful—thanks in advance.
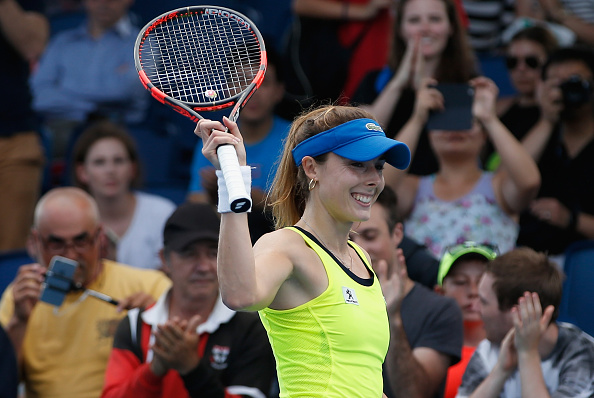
[216,166,252,213]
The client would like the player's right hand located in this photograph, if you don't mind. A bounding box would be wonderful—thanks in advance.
[195,117,247,169]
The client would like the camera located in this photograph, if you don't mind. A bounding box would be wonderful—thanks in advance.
[560,75,593,107]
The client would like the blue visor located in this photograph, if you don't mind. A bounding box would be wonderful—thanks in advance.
[292,118,411,170]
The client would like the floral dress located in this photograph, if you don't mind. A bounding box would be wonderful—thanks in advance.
[404,172,518,258]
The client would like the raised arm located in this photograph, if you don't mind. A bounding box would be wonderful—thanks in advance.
[0,0,49,62]
[360,36,424,128]
[378,253,456,398]
[292,0,391,21]
[384,78,442,217]
[195,118,294,311]
[472,77,541,214]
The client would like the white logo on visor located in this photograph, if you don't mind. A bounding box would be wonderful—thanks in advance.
[365,123,383,132]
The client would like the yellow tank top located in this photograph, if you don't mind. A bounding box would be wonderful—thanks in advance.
[259,226,389,397]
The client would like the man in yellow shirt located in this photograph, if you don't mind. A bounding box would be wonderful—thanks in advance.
[0,187,171,398]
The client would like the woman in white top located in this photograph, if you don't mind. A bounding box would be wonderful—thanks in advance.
[72,120,175,269]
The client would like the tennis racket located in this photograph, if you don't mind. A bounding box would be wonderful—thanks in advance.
[134,6,267,213]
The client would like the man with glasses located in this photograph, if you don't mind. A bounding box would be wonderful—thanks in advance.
[0,187,171,398]
[434,242,497,398]
[456,247,594,398]
[351,186,463,398]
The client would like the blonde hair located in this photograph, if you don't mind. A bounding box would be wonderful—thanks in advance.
[267,105,376,229]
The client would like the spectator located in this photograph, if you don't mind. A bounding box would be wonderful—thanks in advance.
[353,0,477,176]
[457,247,594,397]
[102,202,275,398]
[434,241,497,398]
[72,120,176,270]
[30,0,148,160]
[286,0,393,103]
[399,234,440,289]
[0,187,171,398]
[385,76,541,258]
[351,186,463,398]
[461,0,515,54]
[0,0,48,251]
[0,324,18,398]
[515,0,594,45]
[188,46,289,243]
[517,45,594,261]
[485,25,559,170]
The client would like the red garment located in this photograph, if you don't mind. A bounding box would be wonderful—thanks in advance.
[444,345,476,398]
[338,0,393,101]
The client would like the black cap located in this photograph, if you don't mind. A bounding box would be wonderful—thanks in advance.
[163,202,220,252]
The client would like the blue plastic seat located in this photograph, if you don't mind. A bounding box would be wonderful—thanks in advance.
[557,240,594,336]
[0,249,34,296]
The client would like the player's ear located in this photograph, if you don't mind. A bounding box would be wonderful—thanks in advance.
[301,156,318,181]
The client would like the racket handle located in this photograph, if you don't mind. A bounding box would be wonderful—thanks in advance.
[217,144,252,213]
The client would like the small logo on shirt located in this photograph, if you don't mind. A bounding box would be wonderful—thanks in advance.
[211,345,230,369]
[342,286,359,305]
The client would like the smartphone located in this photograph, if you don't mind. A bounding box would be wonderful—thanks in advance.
[40,256,78,307]
[426,83,474,131]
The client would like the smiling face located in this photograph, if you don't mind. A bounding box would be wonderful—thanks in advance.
[400,0,452,60]
[313,153,385,223]
[76,137,136,199]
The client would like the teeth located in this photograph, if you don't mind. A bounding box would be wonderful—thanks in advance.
[353,194,372,203]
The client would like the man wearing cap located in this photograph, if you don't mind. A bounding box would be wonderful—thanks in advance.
[101,202,276,398]
[434,242,497,398]
[351,186,463,398]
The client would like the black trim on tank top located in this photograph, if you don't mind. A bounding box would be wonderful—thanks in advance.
[292,225,374,286]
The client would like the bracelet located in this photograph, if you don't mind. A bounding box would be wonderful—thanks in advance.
[342,2,349,20]
[216,166,252,213]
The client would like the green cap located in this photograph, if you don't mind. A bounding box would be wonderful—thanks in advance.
[437,242,498,286]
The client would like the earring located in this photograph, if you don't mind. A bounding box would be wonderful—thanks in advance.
[308,179,317,191]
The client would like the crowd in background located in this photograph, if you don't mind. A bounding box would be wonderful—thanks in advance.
[1,0,594,397]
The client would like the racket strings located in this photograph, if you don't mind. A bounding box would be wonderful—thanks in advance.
[139,11,262,105]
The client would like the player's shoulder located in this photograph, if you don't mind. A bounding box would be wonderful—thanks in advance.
[254,227,311,261]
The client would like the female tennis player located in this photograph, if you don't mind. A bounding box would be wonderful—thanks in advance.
[196,105,411,397]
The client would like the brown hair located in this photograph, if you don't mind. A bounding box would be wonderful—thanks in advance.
[390,0,477,83]
[72,120,142,190]
[486,247,563,321]
[268,105,376,229]
[509,25,559,55]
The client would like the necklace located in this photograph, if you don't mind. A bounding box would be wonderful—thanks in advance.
[301,218,354,271]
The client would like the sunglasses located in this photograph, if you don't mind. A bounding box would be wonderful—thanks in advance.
[443,241,499,258]
[505,56,540,70]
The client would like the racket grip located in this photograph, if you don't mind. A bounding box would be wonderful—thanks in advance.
[217,144,252,213]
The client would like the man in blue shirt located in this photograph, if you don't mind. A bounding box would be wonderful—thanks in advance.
[30,0,148,160]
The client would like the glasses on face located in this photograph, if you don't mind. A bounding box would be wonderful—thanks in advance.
[40,229,101,255]
[505,56,540,70]
[443,241,499,258]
